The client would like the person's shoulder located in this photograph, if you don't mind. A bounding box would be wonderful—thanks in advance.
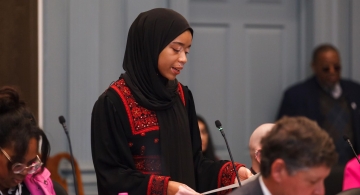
[283,77,315,96]
[340,78,360,89]
[98,84,121,101]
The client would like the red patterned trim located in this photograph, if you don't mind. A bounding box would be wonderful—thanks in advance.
[177,83,185,106]
[217,162,245,195]
[147,175,170,195]
[133,155,161,175]
[111,79,159,135]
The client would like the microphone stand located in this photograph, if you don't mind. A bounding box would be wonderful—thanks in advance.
[343,135,360,164]
[59,116,79,195]
[215,120,242,187]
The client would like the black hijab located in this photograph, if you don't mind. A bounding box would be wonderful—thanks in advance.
[121,8,196,188]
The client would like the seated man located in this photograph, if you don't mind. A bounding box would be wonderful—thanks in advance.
[230,116,338,195]
[248,123,274,175]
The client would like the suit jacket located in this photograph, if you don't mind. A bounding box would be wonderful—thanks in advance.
[277,76,360,154]
[228,175,264,195]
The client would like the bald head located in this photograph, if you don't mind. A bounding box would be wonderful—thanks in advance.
[249,123,274,173]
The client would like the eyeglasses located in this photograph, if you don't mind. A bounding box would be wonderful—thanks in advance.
[0,147,43,175]
[322,66,341,73]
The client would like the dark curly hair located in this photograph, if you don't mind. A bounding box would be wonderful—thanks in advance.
[260,116,338,177]
[0,86,50,174]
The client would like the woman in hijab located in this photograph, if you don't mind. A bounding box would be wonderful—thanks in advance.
[91,8,252,195]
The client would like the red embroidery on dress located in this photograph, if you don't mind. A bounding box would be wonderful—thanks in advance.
[217,162,244,195]
[177,83,185,106]
[133,155,162,175]
[147,175,170,195]
[111,79,186,135]
[111,79,159,135]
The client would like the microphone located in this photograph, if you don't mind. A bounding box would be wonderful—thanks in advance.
[343,135,360,164]
[58,116,79,195]
[215,120,241,187]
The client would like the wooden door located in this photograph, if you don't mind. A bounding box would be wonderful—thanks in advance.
[0,0,38,119]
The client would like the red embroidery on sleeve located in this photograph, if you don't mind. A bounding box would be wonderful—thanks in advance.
[217,162,245,195]
[147,175,170,195]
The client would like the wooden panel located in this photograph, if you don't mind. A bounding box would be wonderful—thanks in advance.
[244,25,283,131]
[0,0,38,119]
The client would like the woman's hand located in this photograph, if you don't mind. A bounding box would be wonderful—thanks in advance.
[167,181,202,195]
[234,166,253,184]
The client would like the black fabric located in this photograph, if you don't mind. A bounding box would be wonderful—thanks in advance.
[122,8,193,111]
[121,8,195,188]
[91,85,229,194]
[0,183,31,195]
[52,180,68,195]
[319,91,353,165]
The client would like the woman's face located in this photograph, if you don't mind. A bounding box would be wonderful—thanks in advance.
[158,30,192,80]
[198,121,209,152]
[0,138,38,190]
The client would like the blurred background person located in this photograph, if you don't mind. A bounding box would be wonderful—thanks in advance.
[248,123,274,175]
[0,87,55,195]
[230,116,338,195]
[277,44,360,165]
[197,115,219,161]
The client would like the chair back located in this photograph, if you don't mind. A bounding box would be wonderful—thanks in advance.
[53,180,68,195]
[46,152,84,195]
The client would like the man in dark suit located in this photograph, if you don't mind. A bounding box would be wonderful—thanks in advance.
[229,116,338,195]
[277,44,360,165]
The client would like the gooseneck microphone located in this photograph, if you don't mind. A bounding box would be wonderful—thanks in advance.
[59,116,79,195]
[215,120,241,187]
[343,135,360,164]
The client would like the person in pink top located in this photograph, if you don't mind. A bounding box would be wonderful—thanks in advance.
[343,156,360,190]
[0,87,55,195]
